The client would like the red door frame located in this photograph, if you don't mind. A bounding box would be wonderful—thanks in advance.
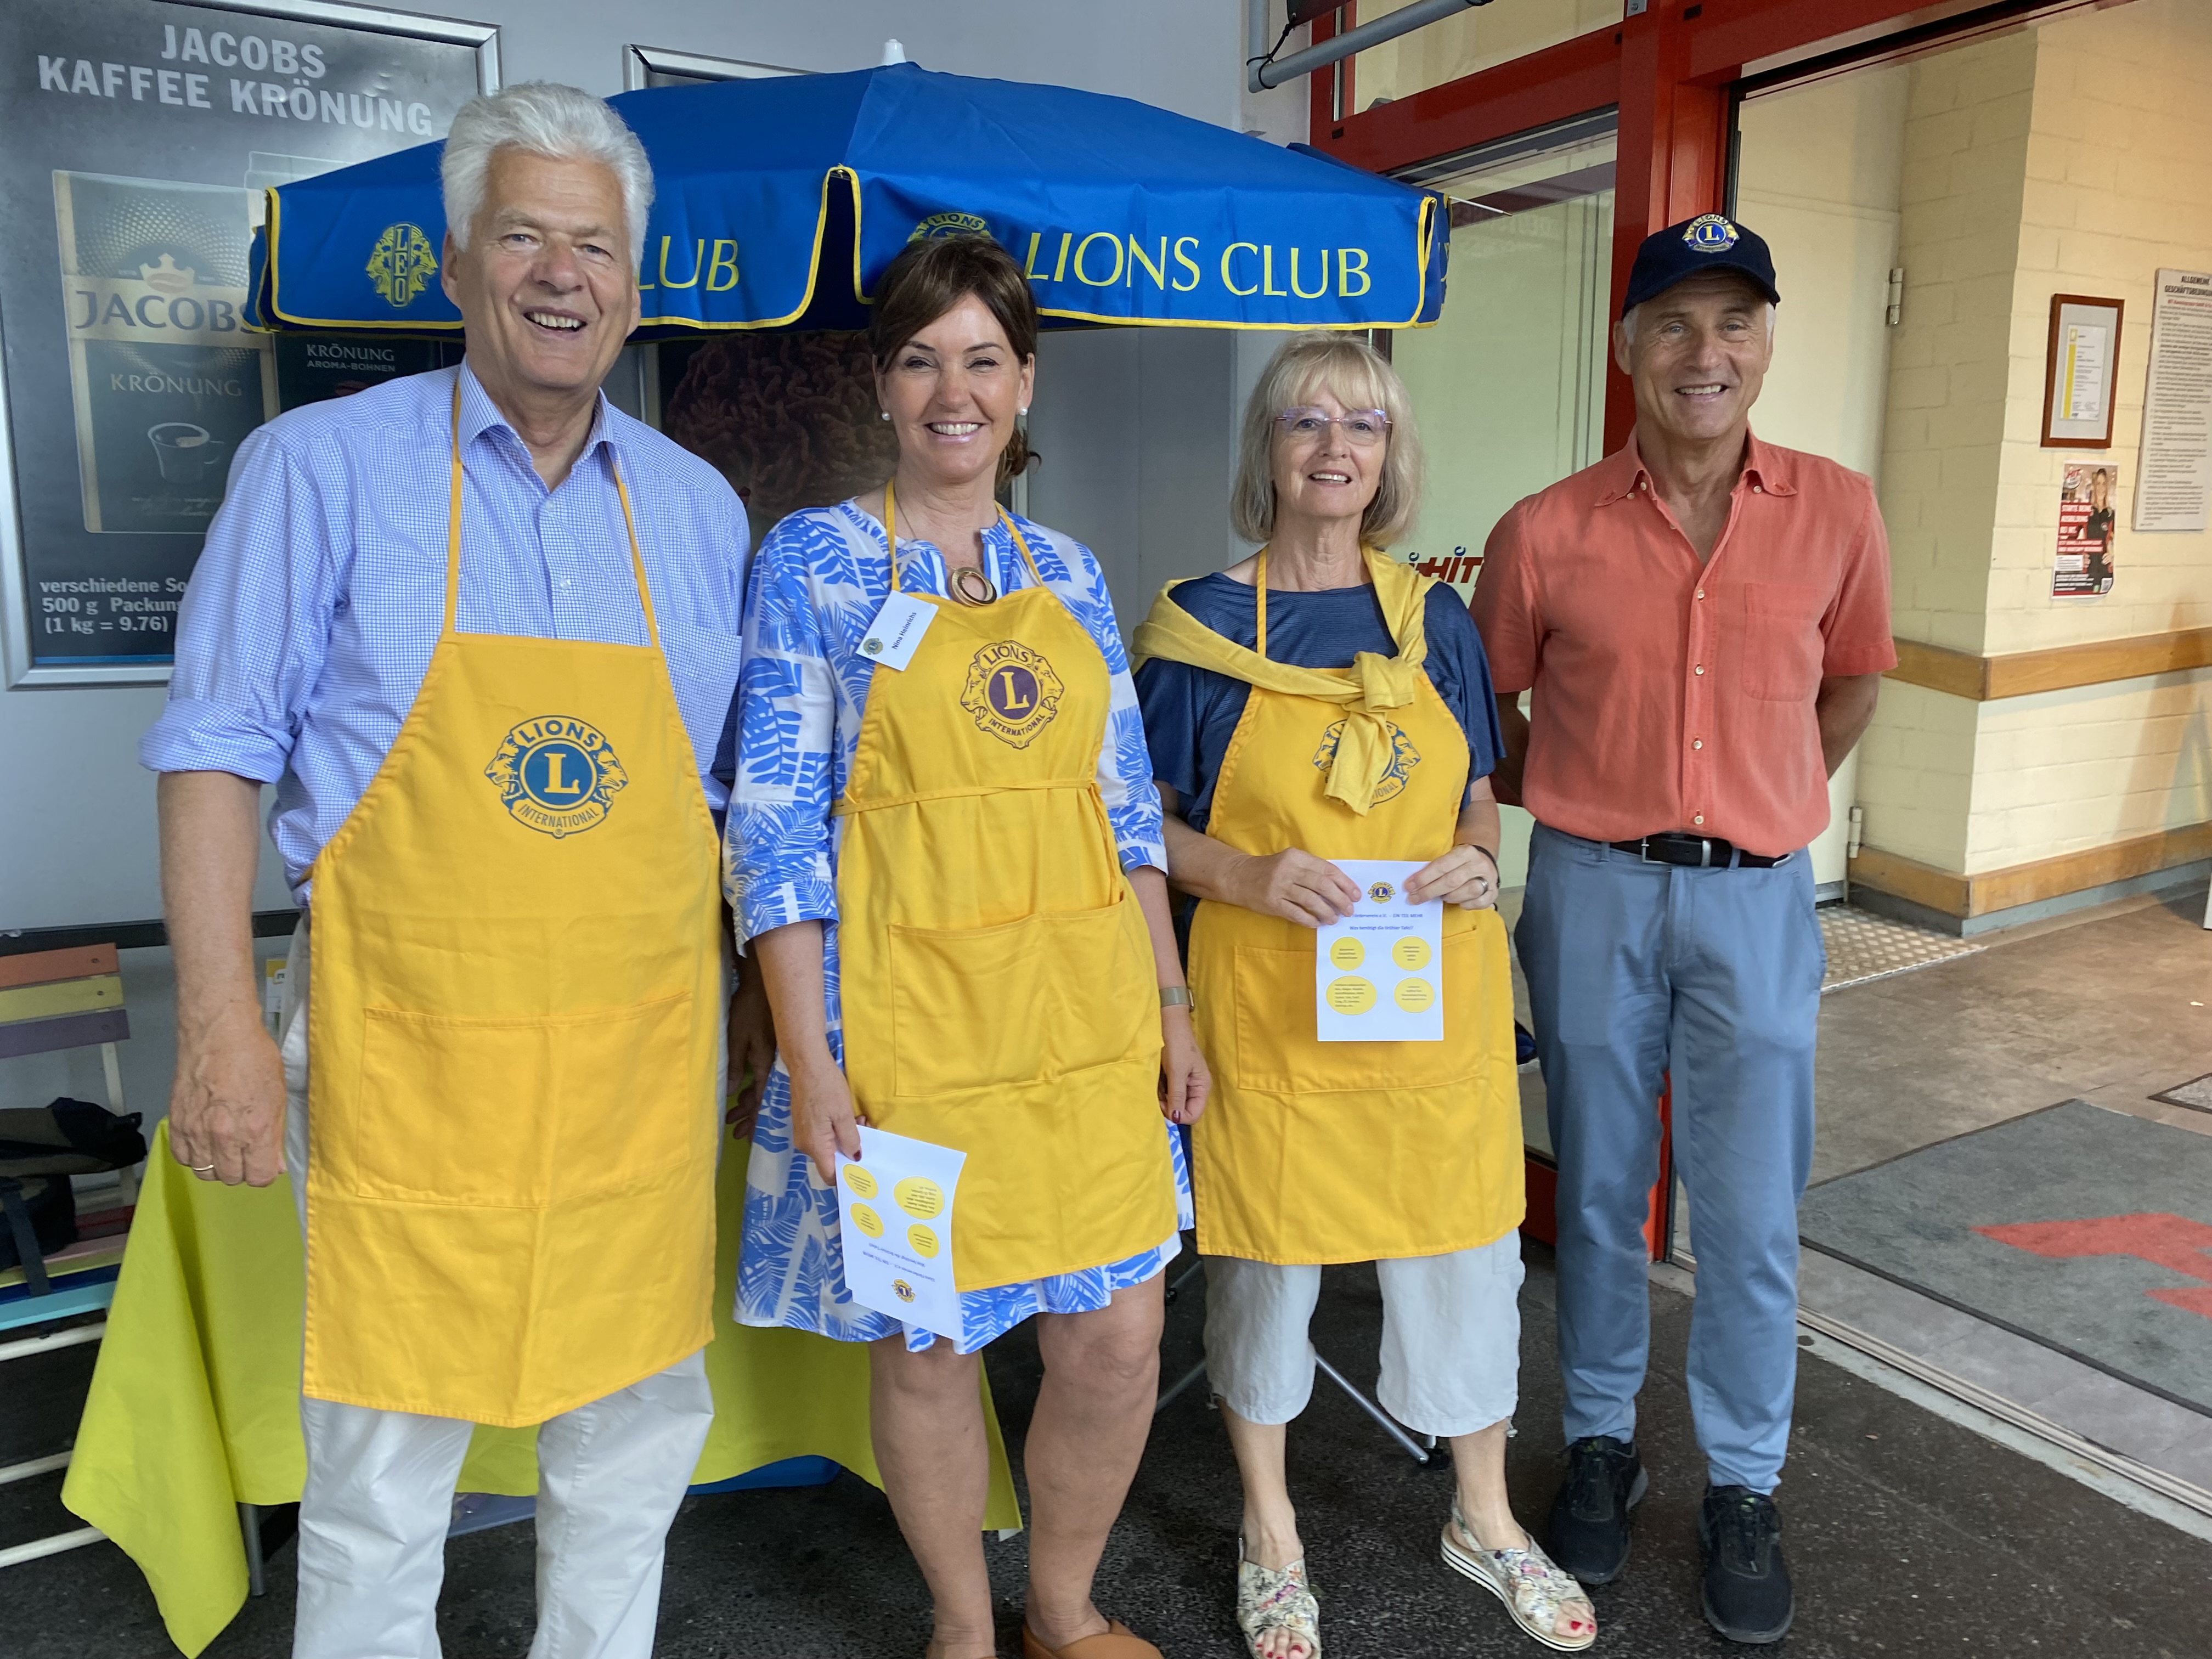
[1302,0,2068,1256]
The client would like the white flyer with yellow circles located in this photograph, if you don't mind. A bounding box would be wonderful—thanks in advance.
[834,1125,968,1339]
[1314,858,1443,1042]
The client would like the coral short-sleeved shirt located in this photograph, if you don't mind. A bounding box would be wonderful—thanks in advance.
[1470,431,1895,857]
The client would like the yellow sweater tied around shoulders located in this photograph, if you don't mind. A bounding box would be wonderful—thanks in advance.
[1131,546,1437,816]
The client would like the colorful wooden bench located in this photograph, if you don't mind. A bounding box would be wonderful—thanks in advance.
[1,942,136,1569]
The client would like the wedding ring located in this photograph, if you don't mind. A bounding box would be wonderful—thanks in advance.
[191,1163,217,1173]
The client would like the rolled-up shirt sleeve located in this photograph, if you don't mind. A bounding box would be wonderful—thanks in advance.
[723,521,842,946]
[1467,499,1543,698]
[139,431,338,782]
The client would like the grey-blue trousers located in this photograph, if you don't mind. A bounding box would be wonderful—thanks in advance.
[1517,823,1824,1492]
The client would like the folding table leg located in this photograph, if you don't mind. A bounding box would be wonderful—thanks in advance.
[1314,1355,1434,1465]
[241,1502,267,1596]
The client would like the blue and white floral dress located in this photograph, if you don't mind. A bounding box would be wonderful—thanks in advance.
[725,499,1192,1354]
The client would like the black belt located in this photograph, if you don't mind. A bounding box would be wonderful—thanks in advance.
[1609,832,1792,869]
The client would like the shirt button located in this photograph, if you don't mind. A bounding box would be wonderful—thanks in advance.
[1694,664,1706,675]
[1753,483,1764,493]
[1696,589,1706,600]
[1692,738,1704,750]
[1694,812,1706,826]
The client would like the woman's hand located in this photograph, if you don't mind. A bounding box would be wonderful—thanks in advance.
[1407,843,1500,910]
[1226,848,1362,927]
[1159,1006,1211,1125]
[787,1051,863,1178]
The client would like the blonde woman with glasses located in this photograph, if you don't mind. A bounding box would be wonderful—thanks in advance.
[1132,334,1594,1656]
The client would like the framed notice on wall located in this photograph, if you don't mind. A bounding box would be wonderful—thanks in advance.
[0,0,498,688]
[2040,293,2123,449]
[2133,269,2212,533]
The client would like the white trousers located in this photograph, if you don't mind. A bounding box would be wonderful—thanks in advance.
[1202,1234,1525,1438]
[279,917,717,1659]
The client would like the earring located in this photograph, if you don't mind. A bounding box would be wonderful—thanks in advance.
[879,410,891,421]
[1018,406,1029,419]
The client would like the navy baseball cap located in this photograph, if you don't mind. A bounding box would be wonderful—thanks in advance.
[1621,213,1780,317]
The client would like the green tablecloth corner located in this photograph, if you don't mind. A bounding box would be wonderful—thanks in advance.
[65,1122,1020,1657]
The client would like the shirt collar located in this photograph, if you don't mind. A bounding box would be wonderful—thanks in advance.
[453,360,620,475]
[1595,427,1798,504]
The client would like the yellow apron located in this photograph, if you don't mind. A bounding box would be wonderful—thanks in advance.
[301,379,723,1426]
[1138,549,1521,1266]
[834,492,1178,1293]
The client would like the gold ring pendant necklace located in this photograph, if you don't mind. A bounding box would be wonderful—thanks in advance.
[886,478,999,607]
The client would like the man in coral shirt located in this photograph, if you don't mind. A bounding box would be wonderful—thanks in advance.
[1470,215,1894,1645]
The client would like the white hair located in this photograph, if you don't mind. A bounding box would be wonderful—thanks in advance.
[440,82,654,267]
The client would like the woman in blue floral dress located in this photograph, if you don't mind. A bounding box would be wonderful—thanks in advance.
[725,235,1206,1659]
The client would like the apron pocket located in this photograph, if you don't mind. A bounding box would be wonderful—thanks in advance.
[355,992,697,1206]
[1231,928,1488,1096]
[889,900,1150,1098]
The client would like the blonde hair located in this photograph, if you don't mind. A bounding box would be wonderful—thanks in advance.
[1230,332,1424,548]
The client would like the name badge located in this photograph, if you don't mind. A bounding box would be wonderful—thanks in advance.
[857,591,936,672]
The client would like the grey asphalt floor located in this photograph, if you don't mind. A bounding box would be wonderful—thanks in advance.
[9,1244,2210,1658]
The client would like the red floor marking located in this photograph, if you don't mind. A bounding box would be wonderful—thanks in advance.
[1974,1213,2212,1319]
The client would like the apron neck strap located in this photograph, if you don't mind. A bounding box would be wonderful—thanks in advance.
[446,375,659,646]
[883,477,1045,596]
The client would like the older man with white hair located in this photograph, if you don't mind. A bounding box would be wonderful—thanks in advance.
[142,83,755,1657]
[1471,216,1894,1645]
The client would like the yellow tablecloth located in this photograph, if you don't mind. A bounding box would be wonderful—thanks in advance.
[63,1122,1020,1657]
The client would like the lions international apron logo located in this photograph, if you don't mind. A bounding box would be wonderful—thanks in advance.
[366,223,438,308]
[910,211,990,242]
[484,716,629,838]
[1311,718,1421,804]
[1683,213,1740,252]
[961,640,1064,749]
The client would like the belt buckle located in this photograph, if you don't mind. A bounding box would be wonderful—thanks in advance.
[1696,837,1716,868]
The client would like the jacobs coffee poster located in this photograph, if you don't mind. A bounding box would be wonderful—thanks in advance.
[0,0,490,679]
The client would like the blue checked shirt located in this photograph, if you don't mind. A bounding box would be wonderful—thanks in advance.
[142,364,749,900]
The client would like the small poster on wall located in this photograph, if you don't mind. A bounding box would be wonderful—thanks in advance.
[2052,463,2118,598]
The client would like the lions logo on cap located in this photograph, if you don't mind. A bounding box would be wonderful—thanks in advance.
[1311,718,1421,805]
[484,716,628,838]
[1683,213,1741,252]
[961,640,1064,748]
[366,223,437,308]
[911,211,990,243]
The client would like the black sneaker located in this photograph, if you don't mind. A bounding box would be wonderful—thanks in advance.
[1543,1435,1647,1585]
[1700,1484,1794,1644]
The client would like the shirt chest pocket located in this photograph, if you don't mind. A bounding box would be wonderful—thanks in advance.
[1737,582,1827,703]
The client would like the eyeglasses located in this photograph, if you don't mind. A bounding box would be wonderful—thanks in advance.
[1276,407,1391,447]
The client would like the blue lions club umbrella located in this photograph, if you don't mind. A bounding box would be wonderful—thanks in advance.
[249,61,1446,337]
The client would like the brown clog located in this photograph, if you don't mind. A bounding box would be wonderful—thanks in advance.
[1020,1618,1164,1659]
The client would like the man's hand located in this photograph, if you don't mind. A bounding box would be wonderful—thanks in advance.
[169,999,287,1186]
[724,961,777,1145]
[1226,848,1362,928]
[159,769,284,1186]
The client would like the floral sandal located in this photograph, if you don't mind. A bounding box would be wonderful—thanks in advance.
[1237,1537,1321,1659]
[1440,1501,1596,1652]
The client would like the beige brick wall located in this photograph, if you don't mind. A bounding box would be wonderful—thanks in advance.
[1874,30,2039,656]
[1849,2,2212,881]
[1988,0,2212,654]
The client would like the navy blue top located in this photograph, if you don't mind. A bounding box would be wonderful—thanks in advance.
[1135,573,1503,834]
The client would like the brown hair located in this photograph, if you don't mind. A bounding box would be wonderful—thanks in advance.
[867,235,1039,486]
